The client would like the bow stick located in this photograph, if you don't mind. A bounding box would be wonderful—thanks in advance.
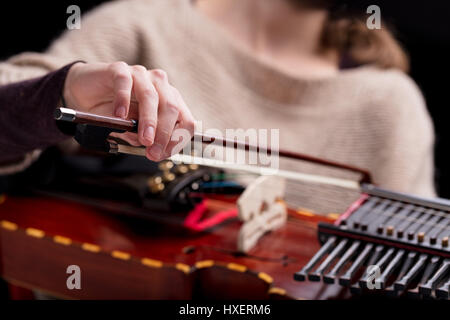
[55,107,372,190]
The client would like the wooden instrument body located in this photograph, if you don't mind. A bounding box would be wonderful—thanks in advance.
[0,194,343,300]
[0,108,369,300]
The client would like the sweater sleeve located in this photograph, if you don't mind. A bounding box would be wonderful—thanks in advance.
[0,0,143,174]
[0,0,142,85]
[0,63,80,174]
[368,72,436,198]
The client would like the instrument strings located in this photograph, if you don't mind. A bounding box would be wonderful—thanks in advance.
[230,172,450,224]
[199,171,450,233]
[194,170,360,216]
[169,153,361,191]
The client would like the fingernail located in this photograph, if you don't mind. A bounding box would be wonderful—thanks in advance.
[115,106,127,118]
[149,144,163,159]
[144,126,155,143]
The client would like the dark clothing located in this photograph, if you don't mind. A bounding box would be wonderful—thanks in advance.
[0,63,75,165]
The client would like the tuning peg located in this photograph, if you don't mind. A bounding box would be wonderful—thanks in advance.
[162,172,176,182]
[175,165,189,175]
[148,176,162,185]
[188,164,199,171]
[150,183,165,194]
[148,176,165,193]
[158,161,174,171]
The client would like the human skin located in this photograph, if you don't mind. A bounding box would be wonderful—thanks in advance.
[63,62,195,161]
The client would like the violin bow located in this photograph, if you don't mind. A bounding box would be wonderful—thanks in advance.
[55,107,372,190]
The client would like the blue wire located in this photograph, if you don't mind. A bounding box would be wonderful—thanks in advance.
[200,181,242,189]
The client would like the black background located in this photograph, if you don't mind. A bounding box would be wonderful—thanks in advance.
[0,299,444,318]
[1,0,449,197]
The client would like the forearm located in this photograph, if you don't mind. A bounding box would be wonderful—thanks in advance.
[0,62,78,164]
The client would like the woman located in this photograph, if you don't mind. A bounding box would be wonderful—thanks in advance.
[0,0,435,197]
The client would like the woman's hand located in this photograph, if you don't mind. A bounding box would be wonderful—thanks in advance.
[63,62,195,161]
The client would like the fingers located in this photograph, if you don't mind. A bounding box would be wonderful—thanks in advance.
[109,62,133,119]
[131,66,159,147]
[162,124,193,159]
[111,64,195,161]
[161,87,196,158]
[146,70,179,161]
[172,86,195,136]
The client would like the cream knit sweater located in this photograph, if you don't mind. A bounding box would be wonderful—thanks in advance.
[0,0,435,198]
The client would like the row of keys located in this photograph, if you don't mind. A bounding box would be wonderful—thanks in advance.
[342,197,450,249]
[294,236,450,299]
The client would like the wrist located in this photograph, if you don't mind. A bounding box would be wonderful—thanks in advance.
[63,61,85,109]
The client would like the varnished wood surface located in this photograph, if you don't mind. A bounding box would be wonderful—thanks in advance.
[0,194,346,299]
